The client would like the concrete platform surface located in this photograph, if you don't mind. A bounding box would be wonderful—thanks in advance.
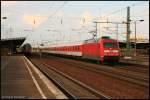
[1,55,66,99]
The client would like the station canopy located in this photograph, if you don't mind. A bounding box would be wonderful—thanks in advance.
[1,37,26,53]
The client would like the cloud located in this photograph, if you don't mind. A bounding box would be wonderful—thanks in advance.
[22,14,48,28]
[1,1,18,7]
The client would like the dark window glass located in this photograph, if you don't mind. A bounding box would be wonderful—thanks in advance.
[104,42,118,48]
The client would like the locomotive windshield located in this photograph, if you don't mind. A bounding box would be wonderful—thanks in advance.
[104,42,118,48]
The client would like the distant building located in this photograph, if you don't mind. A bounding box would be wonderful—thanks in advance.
[118,34,149,49]
[130,34,149,43]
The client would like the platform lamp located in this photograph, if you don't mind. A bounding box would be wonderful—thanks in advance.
[2,16,7,19]
[2,17,8,37]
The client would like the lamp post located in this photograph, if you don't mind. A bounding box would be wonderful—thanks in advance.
[2,16,7,19]
[2,16,8,38]
[2,16,13,55]
[131,19,144,56]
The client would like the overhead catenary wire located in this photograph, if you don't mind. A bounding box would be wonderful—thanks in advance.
[2,1,148,46]
[30,2,69,45]
[34,1,148,42]
[36,1,68,29]
[47,1,68,19]
[44,1,147,22]
[2,1,147,24]
[32,1,146,32]
[98,1,147,21]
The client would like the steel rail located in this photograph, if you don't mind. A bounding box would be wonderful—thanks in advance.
[42,62,111,99]
[43,55,149,87]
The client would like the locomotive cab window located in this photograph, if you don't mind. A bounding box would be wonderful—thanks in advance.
[104,42,118,48]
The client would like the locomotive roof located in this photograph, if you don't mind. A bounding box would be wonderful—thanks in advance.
[84,37,116,44]
[84,38,99,43]
[40,42,82,48]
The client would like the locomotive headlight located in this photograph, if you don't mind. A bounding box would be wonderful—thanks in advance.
[104,50,110,53]
[112,50,118,53]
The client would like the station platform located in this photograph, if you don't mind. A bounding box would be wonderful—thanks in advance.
[1,55,66,99]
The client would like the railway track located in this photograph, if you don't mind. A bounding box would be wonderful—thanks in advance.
[114,63,149,74]
[28,57,148,98]
[43,53,149,74]
[40,55,149,87]
[118,56,149,67]
[28,56,149,99]
[28,57,110,99]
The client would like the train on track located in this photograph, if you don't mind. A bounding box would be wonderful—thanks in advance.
[22,43,32,56]
[22,36,120,64]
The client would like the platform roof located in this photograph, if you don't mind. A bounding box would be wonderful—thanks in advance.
[1,37,26,52]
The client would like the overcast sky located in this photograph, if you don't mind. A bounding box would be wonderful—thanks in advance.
[1,1,149,47]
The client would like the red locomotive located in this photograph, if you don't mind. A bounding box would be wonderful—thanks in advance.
[40,36,120,64]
